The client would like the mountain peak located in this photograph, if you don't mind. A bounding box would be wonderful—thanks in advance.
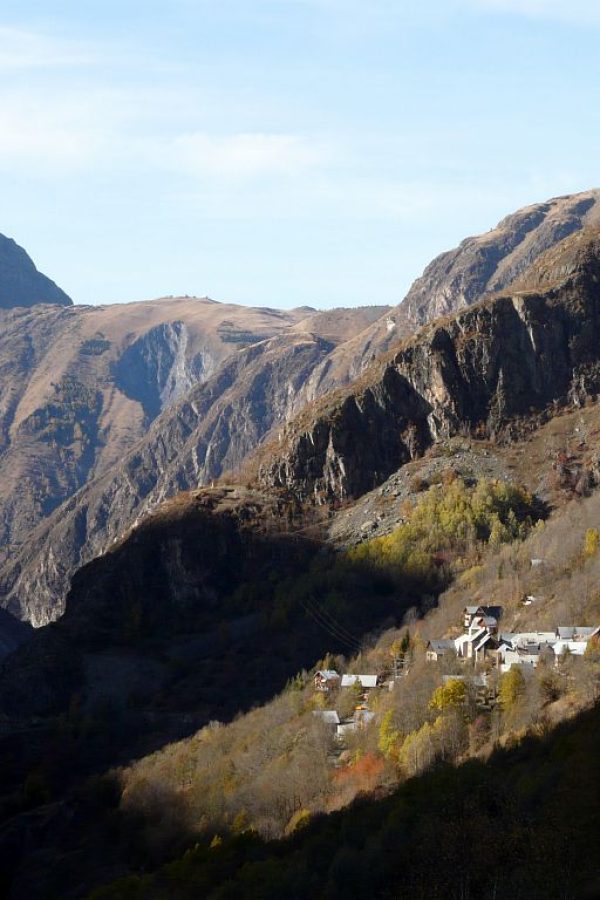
[399,188,600,327]
[0,234,72,309]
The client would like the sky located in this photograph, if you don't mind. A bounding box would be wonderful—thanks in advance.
[0,1,599,309]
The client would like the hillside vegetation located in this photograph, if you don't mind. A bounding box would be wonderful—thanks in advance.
[83,474,600,899]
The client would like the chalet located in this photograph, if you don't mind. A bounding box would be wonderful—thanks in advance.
[426,639,456,662]
[314,670,340,692]
[463,605,503,629]
[472,632,499,663]
[455,628,485,659]
[340,674,378,689]
[502,631,556,647]
[499,642,555,673]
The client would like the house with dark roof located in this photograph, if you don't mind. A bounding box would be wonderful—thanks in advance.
[426,639,456,662]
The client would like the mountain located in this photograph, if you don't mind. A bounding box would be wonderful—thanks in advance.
[307,189,600,396]
[399,187,600,327]
[0,332,333,624]
[0,234,72,309]
[2,214,600,899]
[1,191,599,628]
[5,221,600,704]
[259,224,600,503]
[0,305,387,625]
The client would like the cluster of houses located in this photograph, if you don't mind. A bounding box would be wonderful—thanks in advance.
[313,671,378,739]
[310,605,598,739]
[426,604,599,673]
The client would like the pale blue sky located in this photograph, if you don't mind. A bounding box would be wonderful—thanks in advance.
[0,0,598,307]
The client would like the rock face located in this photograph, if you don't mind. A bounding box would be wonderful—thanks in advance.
[284,190,600,406]
[259,227,600,503]
[398,189,600,327]
[0,305,389,625]
[0,234,72,309]
[0,298,335,556]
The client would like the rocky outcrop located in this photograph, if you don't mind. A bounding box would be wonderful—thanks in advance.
[0,234,71,308]
[259,227,600,503]
[284,190,600,408]
[399,189,600,327]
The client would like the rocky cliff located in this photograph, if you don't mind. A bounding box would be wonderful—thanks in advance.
[259,226,600,503]
[281,190,600,409]
[0,234,71,309]
[398,188,600,327]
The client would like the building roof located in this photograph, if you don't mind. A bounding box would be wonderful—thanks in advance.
[456,627,486,647]
[427,639,456,654]
[557,626,599,640]
[315,670,340,681]
[509,632,556,647]
[336,722,356,735]
[464,604,503,618]
[474,633,496,652]
[341,674,378,688]
[553,640,589,656]
[444,674,487,687]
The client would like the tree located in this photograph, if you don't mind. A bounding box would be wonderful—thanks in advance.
[499,667,526,711]
[428,679,466,711]
[584,527,599,557]
[378,710,401,761]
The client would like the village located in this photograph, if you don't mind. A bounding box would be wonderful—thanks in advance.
[312,604,600,741]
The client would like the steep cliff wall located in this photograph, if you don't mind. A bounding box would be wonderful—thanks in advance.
[259,228,600,503]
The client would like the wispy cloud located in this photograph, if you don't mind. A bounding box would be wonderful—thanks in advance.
[163,132,329,179]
